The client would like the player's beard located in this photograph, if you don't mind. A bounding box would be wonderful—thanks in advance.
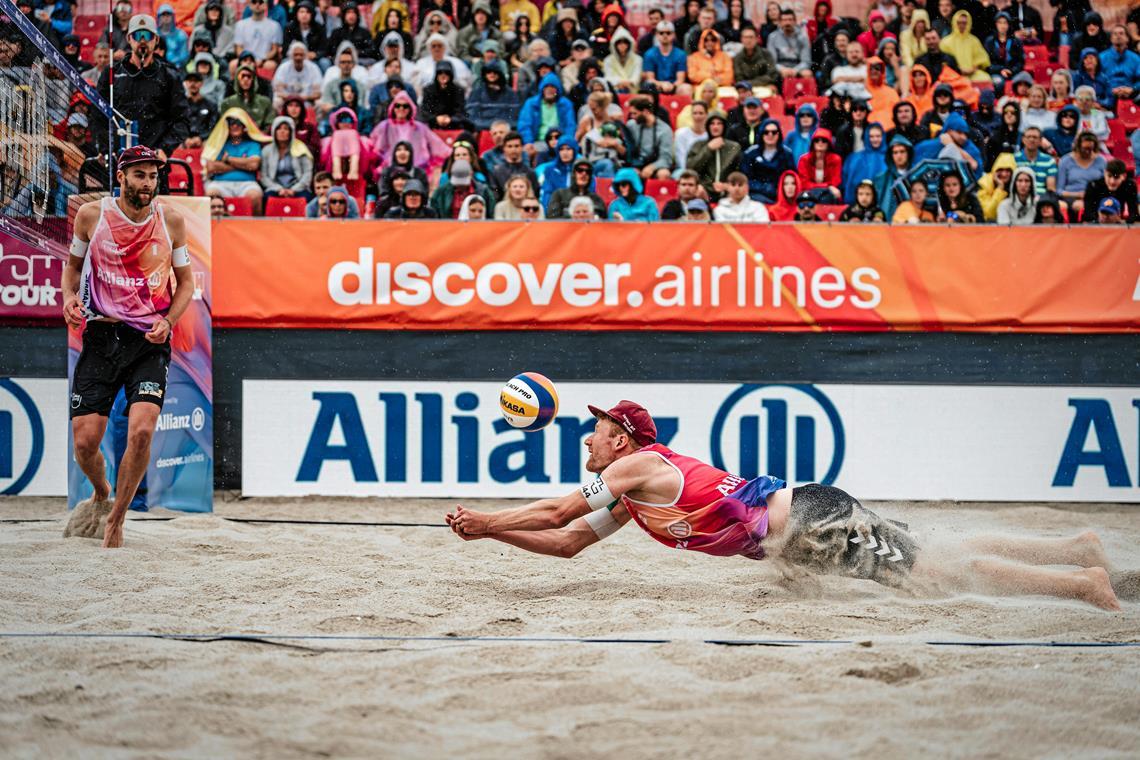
[124,182,153,209]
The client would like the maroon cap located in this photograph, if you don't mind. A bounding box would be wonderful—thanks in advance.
[587,400,657,446]
[118,145,165,170]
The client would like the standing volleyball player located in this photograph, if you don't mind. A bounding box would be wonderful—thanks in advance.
[62,146,194,548]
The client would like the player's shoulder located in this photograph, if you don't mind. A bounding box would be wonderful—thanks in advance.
[158,200,187,231]
[73,199,104,229]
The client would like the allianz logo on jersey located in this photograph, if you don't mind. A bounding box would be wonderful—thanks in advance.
[710,384,844,486]
[0,379,45,495]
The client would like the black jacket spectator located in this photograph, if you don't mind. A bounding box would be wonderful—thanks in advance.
[1082,175,1138,223]
[97,55,191,155]
[284,11,328,60]
[1067,12,1110,69]
[467,60,520,131]
[185,86,219,141]
[1005,0,1042,38]
[914,48,960,82]
[328,2,375,61]
[420,61,473,131]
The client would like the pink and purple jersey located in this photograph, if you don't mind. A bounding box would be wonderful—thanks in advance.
[80,197,174,332]
[621,444,786,560]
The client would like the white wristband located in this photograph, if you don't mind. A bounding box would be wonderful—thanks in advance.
[584,508,619,539]
[172,244,191,267]
[580,477,617,511]
[70,236,89,259]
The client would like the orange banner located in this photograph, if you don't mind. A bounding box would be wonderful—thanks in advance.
[213,221,1140,333]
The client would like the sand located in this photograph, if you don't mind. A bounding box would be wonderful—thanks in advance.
[1,494,1139,759]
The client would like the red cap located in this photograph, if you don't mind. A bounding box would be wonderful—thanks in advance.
[118,144,165,170]
[587,400,657,447]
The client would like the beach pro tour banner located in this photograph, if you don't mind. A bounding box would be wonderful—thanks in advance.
[66,197,213,512]
[213,222,1140,333]
[242,381,1140,503]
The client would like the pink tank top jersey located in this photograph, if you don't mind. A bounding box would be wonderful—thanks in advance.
[621,443,785,560]
[81,196,173,332]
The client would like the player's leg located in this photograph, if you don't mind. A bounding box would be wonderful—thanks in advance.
[913,555,1121,611]
[69,323,119,501]
[962,532,1110,569]
[104,401,161,548]
[72,413,111,500]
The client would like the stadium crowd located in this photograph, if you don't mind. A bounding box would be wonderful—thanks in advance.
[3,0,1140,222]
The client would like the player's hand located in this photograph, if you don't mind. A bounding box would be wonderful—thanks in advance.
[452,504,491,535]
[445,509,483,540]
[63,297,84,328]
[145,317,172,344]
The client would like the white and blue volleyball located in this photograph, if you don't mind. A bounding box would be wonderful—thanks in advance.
[499,372,559,431]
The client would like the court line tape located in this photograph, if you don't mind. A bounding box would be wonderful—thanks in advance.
[0,518,449,528]
[1,632,1137,648]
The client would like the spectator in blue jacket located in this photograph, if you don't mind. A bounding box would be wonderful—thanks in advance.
[1099,25,1140,106]
[1072,48,1111,107]
[842,123,888,203]
[983,12,1023,93]
[608,167,660,220]
[517,72,576,156]
[784,102,819,163]
[537,134,580,207]
[913,112,982,178]
[467,59,520,131]
[873,133,913,219]
[739,117,795,203]
[1044,104,1080,158]
[156,4,189,68]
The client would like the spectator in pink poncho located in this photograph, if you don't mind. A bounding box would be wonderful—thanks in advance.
[369,90,451,172]
[319,106,378,181]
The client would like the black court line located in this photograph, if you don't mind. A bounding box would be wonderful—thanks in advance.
[2,632,1137,648]
[0,517,448,528]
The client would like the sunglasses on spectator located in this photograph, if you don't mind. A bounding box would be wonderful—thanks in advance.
[131,30,155,42]
[813,138,828,144]
[429,18,442,24]
[574,167,590,173]
[762,128,779,135]
[249,0,265,4]
[394,103,411,108]
[522,205,540,211]
[797,201,815,209]
[329,199,347,205]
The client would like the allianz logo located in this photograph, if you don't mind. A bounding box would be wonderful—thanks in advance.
[156,407,205,432]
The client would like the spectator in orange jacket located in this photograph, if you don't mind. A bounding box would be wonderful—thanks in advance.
[905,63,934,119]
[687,29,733,86]
[796,126,843,201]
[865,56,899,130]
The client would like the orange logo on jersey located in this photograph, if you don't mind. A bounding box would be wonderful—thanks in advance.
[667,520,692,539]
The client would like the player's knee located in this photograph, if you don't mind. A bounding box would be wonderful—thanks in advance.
[73,427,102,458]
[126,422,156,451]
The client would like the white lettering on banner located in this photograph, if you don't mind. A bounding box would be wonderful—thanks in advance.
[326,248,880,311]
[241,381,1140,502]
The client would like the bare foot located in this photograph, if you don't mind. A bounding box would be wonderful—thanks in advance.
[102,515,125,549]
[1074,531,1110,570]
[1078,567,1121,611]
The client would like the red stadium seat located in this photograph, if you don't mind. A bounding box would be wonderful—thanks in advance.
[644,178,677,210]
[264,197,307,217]
[617,93,633,108]
[595,177,615,205]
[776,114,794,135]
[224,197,254,216]
[74,14,104,32]
[782,75,817,102]
[1107,119,1126,150]
[1109,139,1135,173]
[1057,45,1070,67]
[659,93,691,126]
[77,30,101,63]
[1031,62,1061,85]
[435,129,463,147]
[719,96,739,112]
[759,94,786,115]
[477,130,495,155]
[1116,100,1140,132]
[1023,45,1049,65]
[790,95,827,115]
[169,147,203,195]
[814,204,845,221]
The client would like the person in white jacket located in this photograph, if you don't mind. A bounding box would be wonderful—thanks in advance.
[713,171,771,222]
[603,26,642,92]
[996,166,1038,225]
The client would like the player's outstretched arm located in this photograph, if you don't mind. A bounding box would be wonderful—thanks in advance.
[457,504,632,559]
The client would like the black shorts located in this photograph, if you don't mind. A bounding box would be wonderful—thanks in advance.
[70,321,171,418]
[778,484,920,588]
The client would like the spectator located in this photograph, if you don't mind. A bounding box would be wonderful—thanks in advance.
[676,79,725,130]
[940,10,991,84]
[506,14,537,70]
[715,0,753,46]
[184,71,219,148]
[899,8,928,67]
[607,167,660,220]
[385,178,439,218]
[518,73,576,155]
[841,123,886,203]
[1081,159,1138,223]
[674,0,704,46]
[420,61,473,131]
[229,51,275,99]
[192,52,226,107]
[1006,0,1043,42]
[82,42,112,86]
[501,0,542,33]
[283,96,323,157]
[210,194,228,219]
[1057,131,1103,216]
[457,1,501,61]
[1020,85,1057,135]
[156,4,189,68]
[661,169,704,219]
[687,110,740,199]
[567,195,598,220]
[739,120,795,202]
[1045,105,1080,158]
[479,120,511,175]
[260,115,314,200]
[768,170,804,221]
[495,174,544,219]
[370,91,451,172]
[1071,48,1111,107]
[372,166,408,216]
[467,60,520,132]
[794,192,820,221]
[834,99,872,157]
[492,131,540,197]
[636,8,665,56]
[888,101,923,145]
[233,0,283,73]
[221,64,275,131]
[796,128,842,201]
[97,14,191,159]
[734,26,778,87]
[673,100,709,170]
[891,176,936,223]
[274,41,323,110]
[683,6,718,54]
[996,165,1038,224]
[971,89,1002,142]
[937,170,983,223]
[1094,196,1124,224]
[415,34,473,93]
[204,109,270,213]
[576,90,612,140]
[713,171,771,222]
[1100,25,1140,106]
[877,37,905,91]
[566,56,604,111]
[548,158,607,218]
[284,0,328,69]
[625,94,675,180]
[930,0,955,37]
[1047,69,1074,110]
[726,97,769,150]
[865,57,898,131]
[806,0,838,45]
[818,28,852,92]
[687,29,733,86]
[873,133,913,218]
[368,33,415,89]
[458,194,488,220]
[975,151,1016,221]
[1072,86,1109,146]
[604,27,641,91]
[917,83,954,137]
[905,64,934,121]
[321,43,369,118]
[538,135,581,206]
[784,103,819,163]
[1033,191,1063,224]
[984,12,1023,92]
[326,1,373,63]
[1069,12,1109,69]
[914,28,959,81]
[838,179,886,221]
[192,1,235,62]
[984,101,1021,167]
[517,42,554,99]
[679,197,709,220]
[429,159,496,218]
[857,11,895,58]
[829,40,870,99]
[550,9,587,64]
[101,1,133,61]
[767,7,811,79]
[642,21,691,96]
[1014,126,1057,194]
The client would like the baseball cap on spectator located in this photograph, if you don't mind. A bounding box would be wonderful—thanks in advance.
[572,39,590,51]
[685,198,709,213]
[238,50,257,64]
[450,160,473,186]
[656,20,675,32]
[734,81,752,92]
[184,69,203,81]
[118,144,164,169]
[743,96,762,108]
[942,112,969,135]
[587,401,657,446]
[67,113,89,128]
[1098,197,1121,216]
[933,83,953,100]
[128,14,158,36]
[797,192,817,208]
[403,179,427,197]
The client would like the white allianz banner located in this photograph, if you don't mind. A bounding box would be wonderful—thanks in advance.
[242,381,1140,503]
[0,378,69,496]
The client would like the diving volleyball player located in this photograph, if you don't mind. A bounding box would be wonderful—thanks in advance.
[63,145,194,548]
[448,401,1123,610]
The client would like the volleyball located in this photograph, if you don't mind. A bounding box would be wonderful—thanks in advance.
[499,372,559,431]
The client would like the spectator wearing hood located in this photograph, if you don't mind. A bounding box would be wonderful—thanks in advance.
[368,34,417,89]
[536,134,581,206]
[807,0,838,44]
[888,100,923,145]
[457,1,501,61]
[1100,25,1140,106]
[915,112,983,176]
[519,72,578,154]
[984,12,1023,92]
[970,89,1002,141]
[899,8,929,67]
[429,159,496,218]
[857,11,896,58]
[841,122,887,203]
[834,99,872,157]
[740,118,795,203]
[768,170,805,221]
[984,100,1022,168]
[734,26,778,87]
[548,158,608,218]
[414,33,473,93]
[587,3,626,61]
[941,10,991,83]
[385,178,439,218]
[157,4,189,68]
[458,194,488,220]
[318,184,358,217]
[713,171,771,222]
[975,151,1016,220]
[320,42,370,117]
[370,91,451,172]
[372,7,413,55]
[328,1,375,62]
[687,29,733,86]
[996,165,1038,225]
[838,179,886,221]
[190,52,226,106]
[285,1,328,66]
[204,108,271,212]
[501,0,542,31]
[784,103,819,163]
[796,127,842,201]
[274,41,324,110]
[221,64,275,131]
[1071,48,1111,107]
[864,56,898,131]
[260,115,315,200]
[604,26,642,91]
[282,95,323,157]
[918,82,954,137]
[192,0,235,60]
[184,71,219,147]
[1081,158,1137,223]
[1044,104,1080,157]
[873,133,912,217]
[1057,130,1106,214]
[468,59,520,131]
[1069,12,1110,69]
[607,167,660,220]
[904,64,934,120]
[936,170,984,223]
[420,60,473,131]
